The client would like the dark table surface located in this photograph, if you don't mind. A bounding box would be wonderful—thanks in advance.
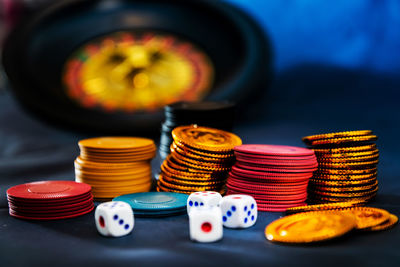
[1,64,400,266]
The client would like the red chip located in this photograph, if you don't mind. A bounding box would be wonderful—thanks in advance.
[8,198,94,213]
[235,152,317,161]
[7,181,92,200]
[7,192,93,206]
[235,157,318,168]
[228,175,310,186]
[234,144,315,157]
[231,166,313,178]
[226,190,308,202]
[236,162,318,173]
[226,184,307,197]
[227,180,308,192]
[9,204,94,220]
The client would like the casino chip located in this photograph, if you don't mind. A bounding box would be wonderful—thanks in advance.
[265,211,357,243]
[113,192,188,217]
[75,137,156,200]
[7,181,94,220]
[226,144,318,212]
[157,125,241,194]
[159,101,235,160]
[285,201,365,215]
[302,130,379,204]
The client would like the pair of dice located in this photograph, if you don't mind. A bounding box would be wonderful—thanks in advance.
[95,201,134,237]
[188,192,257,243]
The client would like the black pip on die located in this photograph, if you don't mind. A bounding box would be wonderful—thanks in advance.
[95,201,134,237]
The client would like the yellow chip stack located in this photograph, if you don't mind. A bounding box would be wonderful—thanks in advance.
[75,137,156,200]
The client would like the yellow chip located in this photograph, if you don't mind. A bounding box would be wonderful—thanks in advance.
[79,137,155,150]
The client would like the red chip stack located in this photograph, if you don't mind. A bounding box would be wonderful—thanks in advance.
[7,181,94,220]
[226,145,318,211]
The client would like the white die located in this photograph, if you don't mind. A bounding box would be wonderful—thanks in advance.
[220,194,257,228]
[187,191,222,214]
[95,201,134,237]
[189,206,223,243]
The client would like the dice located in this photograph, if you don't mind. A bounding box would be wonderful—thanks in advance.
[187,191,222,214]
[95,201,134,237]
[220,194,257,228]
[189,206,223,243]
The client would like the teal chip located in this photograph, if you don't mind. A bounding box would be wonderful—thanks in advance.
[113,192,188,211]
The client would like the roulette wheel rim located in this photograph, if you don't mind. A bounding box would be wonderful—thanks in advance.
[2,0,272,133]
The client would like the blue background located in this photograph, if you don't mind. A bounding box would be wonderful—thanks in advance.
[228,0,400,75]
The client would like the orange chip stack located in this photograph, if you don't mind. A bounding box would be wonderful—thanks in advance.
[302,130,379,204]
[75,137,156,200]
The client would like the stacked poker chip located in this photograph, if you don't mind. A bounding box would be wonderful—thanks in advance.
[157,125,242,194]
[302,130,379,204]
[7,181,94,220]
[226,144,318,212]
[75,137,156,200]
[159,101,235,160]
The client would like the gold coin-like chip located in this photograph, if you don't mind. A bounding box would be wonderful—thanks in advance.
[312,144,377,154]
[317,154,379,164]
[265,211,356,243]
[315,167,378,176]
[172,125,242,152]
[367,213,398,231]
[285,201,364,215]
[308,135,378,147]
[302,130,373,144]
[308,194,377,204]
[309,180,378,193]
[314,149,379,159]
[317,159,379,169]
[345,207,391,230]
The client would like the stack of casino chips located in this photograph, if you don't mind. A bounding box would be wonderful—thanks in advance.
[302,130,379,204]
[157,125,241,194]
[226,145,318,212]
[159,101,235,160]
[75,137,156,200]
[7,181,94,220]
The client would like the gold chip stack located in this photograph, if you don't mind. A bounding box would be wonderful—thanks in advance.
[302,130,379,204]
[157,125,242,194]
[75,137,156,200]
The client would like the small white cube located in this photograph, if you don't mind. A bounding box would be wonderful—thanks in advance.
[187,191,222,214]
[220,194,257,228]
[189,206,223,243]
[95,201,134,237]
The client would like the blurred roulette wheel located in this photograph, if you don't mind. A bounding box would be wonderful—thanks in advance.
[2,0,271,133]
